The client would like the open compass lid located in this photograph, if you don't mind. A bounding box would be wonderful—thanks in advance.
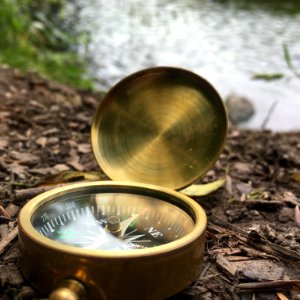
[91,67,227,190]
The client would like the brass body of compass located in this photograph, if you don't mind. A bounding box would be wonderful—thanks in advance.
[18,67,227,300]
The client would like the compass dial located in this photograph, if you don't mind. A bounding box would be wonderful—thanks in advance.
[31,190,195,251]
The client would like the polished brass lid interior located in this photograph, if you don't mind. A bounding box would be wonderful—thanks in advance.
[91,67,227,190]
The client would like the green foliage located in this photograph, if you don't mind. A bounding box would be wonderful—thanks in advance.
[283,44,300,78]
[253,44,299,81]
[0,0,94,90]
[252,73,285,81]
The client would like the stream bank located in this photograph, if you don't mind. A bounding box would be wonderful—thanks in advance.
[76,0,300,131]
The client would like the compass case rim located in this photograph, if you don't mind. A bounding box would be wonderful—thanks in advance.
[19,180,206,258]
[18,181,207,300]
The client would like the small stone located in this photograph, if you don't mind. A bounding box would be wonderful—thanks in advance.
[36,136,47,148]
[251,210,260,216]
[225,94,255,125]
[289,241,299,251]
[295,231,300,242]
[278,207,293,223]
[47,137,60,145]
[276,233,285,244]
[285,232,294,240]
[261,224,276,242]
[15,286,36,300]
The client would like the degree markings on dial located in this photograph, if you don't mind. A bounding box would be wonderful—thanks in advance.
[86,206,91,216]
[47,222,54,232]
[58,215,64,226]
[71,210,76,221]
[43,224,49,233]
[62,213,67,222]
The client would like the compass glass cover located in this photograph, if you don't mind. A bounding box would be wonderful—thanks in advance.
[31,190,195,251]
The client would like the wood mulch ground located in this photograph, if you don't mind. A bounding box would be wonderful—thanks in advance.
[0,66,299,300]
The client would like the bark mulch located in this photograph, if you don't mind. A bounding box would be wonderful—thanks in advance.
[0,67,299,300]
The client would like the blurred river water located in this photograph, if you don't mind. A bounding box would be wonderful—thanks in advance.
[76,0,300,131]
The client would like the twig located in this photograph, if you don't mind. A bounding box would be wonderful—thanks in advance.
[235,280,300,293]
[261,100,278,130]
[209,214,300,266]
[245,200,283,210]
[199,261,212,277]
[0,205,11,218]
[0,226,18,256]
[14,183,70,202]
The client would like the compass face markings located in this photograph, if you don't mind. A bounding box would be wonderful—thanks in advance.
[31,192,194,251]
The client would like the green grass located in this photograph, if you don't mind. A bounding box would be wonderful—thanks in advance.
[0,0,94,90]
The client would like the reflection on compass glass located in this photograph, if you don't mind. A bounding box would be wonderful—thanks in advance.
[31,190,195,251]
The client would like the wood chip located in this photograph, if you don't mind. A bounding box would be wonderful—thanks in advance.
[238,259,284,281]
[0,263,24,286]
[9,151,41,166]
[0,138,9,149]
[277,292,289,300]
[235,280,300,293]
[14,184,68,202]
[77,143,91,154]
[215,255,238,278]
[5,204,19,218]
[36,136,47,148]
[0,226,18,256]
[295,205,300,227]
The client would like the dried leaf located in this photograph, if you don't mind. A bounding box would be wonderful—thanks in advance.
[67,149,84,171]
[295,205,300,227]
[0,138,9,149]
[6,162,28,175]
[277,292,289,300]
[10,151,40,166]
[238,259,284,281]
[36,136,47,148]
[77,143,91,154]
[39,170,102,185]
[181,178,225,197]
[28,167,55,176]
[291,171,300,183]
[225,174,233,195]
[232,162,252,173]
[53,164,70,172]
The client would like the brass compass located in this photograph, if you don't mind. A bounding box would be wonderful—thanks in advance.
[18,67,227,300]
